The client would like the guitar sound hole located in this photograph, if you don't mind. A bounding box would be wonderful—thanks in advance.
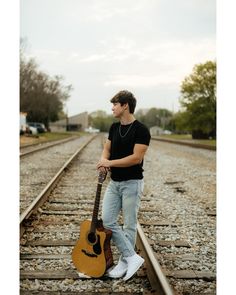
[87,232,97,244]
[93,235,102,255]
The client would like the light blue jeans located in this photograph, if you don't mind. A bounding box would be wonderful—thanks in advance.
[102,179,144,257]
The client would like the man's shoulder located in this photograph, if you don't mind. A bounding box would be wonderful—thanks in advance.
[134,120,151,145]
[110,122,119,128]
[109,121,119,133]
[135,120,149,131]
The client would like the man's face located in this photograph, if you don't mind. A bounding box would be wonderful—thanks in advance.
[111,102,128,118]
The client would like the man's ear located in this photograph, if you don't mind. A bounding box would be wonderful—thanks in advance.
[124,103,129,111]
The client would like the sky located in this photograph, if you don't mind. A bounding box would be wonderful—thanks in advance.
[20,0,216,116]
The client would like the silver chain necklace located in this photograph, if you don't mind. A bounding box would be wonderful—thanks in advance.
[119,120,135,138]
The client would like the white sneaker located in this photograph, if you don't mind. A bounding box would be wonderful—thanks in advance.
[107,256,127,278]
[123,253,144,281]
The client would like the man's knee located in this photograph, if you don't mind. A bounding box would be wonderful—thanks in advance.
[102,214,115,230]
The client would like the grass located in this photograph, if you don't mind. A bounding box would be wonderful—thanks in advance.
[20,131,80,147]
[158,134,216,146]
[160,134,192,140]
[37,132,77,141]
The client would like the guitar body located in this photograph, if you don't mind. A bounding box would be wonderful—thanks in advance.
[72,219,113,278]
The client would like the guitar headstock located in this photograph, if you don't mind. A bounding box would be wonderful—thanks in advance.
[98,170,107,184]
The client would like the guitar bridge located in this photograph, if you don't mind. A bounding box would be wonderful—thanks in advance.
[82,249,98,258]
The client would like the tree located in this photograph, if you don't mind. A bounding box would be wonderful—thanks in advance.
[20,46,72,129]
[178,60,216,139]
[135,108,173,129]
[89,112,115,132]
[171,111,190,134]
[89,107,174,132]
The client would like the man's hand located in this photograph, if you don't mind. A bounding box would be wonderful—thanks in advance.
[97,158,111,170]
[97,158,111,174]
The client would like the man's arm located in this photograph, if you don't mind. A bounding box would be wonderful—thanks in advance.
[97,139,111,172]
[97,143,148,169]
[101,139,111,160]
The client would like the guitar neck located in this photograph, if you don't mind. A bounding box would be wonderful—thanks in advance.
[90,182,102,233]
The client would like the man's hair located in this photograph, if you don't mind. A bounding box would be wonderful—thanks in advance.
[110,90,137,114]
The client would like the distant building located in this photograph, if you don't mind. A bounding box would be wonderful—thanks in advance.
[20,112,27,134]
[150,126,164,136]
[50,112,88,132]
[150,126,172,136]
[89,110,107,118]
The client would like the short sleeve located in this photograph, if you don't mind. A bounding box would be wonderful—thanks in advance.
[108,123,115,141]
[135,124,151,146]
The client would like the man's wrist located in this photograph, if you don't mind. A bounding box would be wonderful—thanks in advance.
[109,160,113,167]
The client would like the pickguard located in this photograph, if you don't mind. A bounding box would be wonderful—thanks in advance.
[93,234,102,255]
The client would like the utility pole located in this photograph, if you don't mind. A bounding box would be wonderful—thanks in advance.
[66,106,69,131]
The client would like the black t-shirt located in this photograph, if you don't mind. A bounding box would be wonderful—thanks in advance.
[108,120,151,181]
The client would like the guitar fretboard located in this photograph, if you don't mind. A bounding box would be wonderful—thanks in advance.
[90,183,102,233]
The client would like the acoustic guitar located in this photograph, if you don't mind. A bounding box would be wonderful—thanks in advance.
[72,171,113,278]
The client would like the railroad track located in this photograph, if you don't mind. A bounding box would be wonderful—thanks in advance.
[20,134,216,294]
[20,135,79,157]
[152,136,216,151]
[20,134,174,294]
[142,140,216,294]
[20,135,96,236]
[20,134,96,215]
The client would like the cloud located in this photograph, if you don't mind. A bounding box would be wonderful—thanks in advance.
[102,38,215,88]
[104,74,178,88]
[78,54,107,63]
[71,36,215,67]
[84,0,147,22]
[28,37,215,94]
[26,49,61,60]
[30,37,215,70]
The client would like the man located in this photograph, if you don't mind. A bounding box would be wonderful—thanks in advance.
[97,90,151,281]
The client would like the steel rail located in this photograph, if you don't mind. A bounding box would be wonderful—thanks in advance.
[152,136,216,150]
[20,135,79,157]
[20,135,96,237]
[21,133,174,293]
[136,222,174,295]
